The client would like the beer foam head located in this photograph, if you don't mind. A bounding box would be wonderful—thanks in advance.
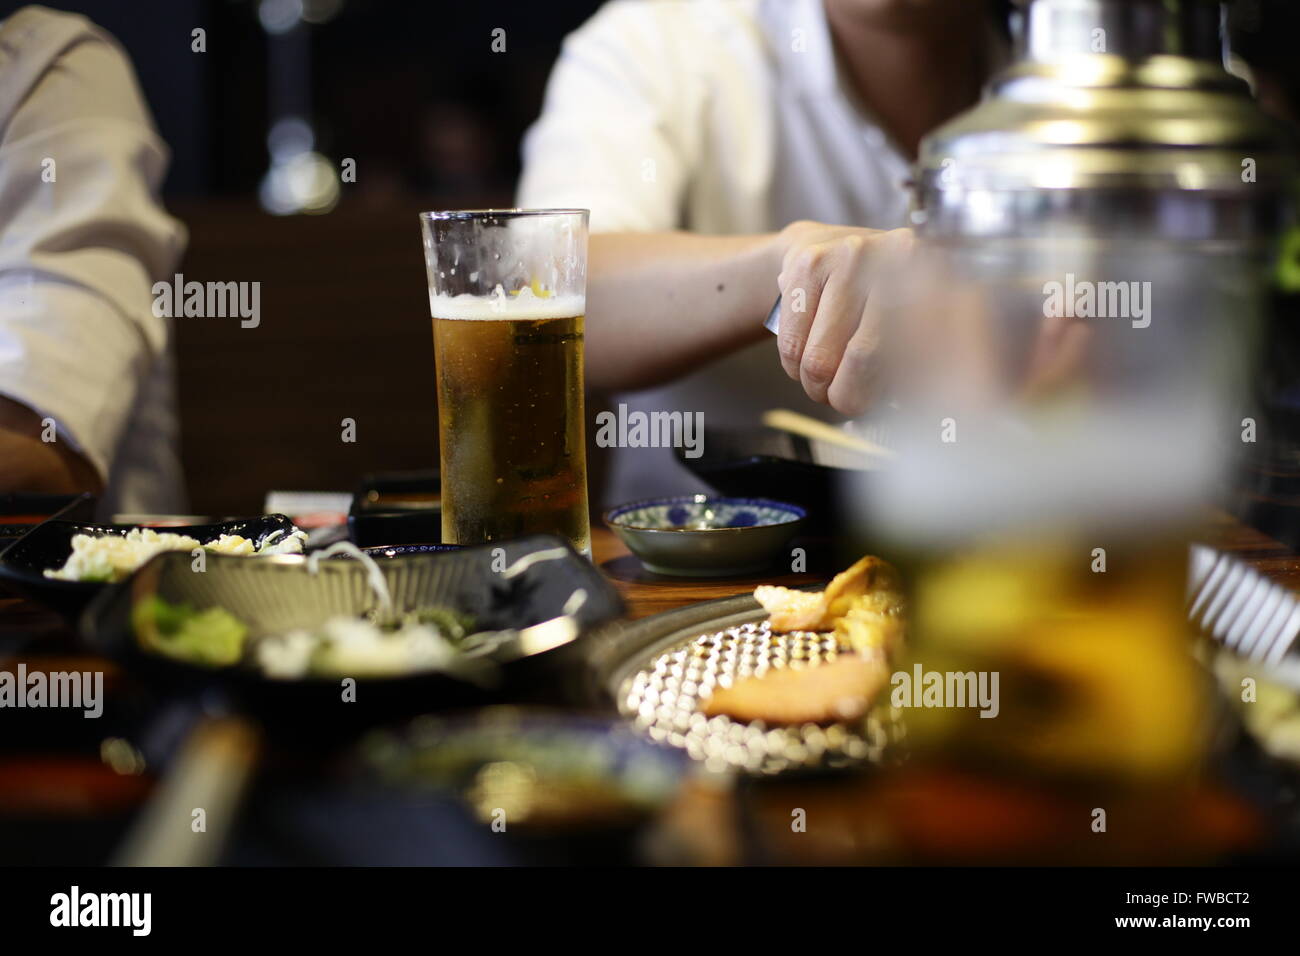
[430,285,585,320]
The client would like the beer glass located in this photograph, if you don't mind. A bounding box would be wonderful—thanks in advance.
[419,209,590,554]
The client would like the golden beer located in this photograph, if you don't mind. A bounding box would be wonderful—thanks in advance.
[421,208,591,553]
[432,303,590,553]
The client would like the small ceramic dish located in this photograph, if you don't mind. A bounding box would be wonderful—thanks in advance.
[356,706,687,833]
[603,494,806,577]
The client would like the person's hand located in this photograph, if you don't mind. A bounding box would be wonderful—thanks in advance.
[774,221,914,417]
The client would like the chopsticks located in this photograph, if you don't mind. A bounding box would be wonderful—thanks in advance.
[761,409,895,461]
[112,715,262,867]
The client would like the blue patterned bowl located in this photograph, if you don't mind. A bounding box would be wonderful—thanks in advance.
[603,495,806,577]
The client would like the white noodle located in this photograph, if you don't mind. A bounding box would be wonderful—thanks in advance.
[562,588,587,617]
[501,547,570,579]
[306,541,394,620]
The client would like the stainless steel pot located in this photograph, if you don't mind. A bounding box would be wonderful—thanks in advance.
[863,0,1296,545]
[916,0,1293,243]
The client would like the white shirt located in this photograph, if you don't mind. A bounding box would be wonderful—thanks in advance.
[0,6,186,517]
[518,0,916,505]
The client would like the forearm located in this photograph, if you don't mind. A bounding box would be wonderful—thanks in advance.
[0,398,103,496]
[584,231,784,391]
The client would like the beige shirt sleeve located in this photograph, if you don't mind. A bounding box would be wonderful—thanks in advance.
[516,0,702,233]
[0,6,186,482]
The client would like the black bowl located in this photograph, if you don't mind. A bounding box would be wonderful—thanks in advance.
[361,543,461,558]
[80,534,624,742]
[0,514,300,619]
[673,426,873,534]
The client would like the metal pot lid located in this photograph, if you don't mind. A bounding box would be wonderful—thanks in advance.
[919,0,1297,193]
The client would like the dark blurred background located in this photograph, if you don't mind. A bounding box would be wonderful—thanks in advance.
[3,0,1298,515]
[19,0,606,200]
[2,0,606,514]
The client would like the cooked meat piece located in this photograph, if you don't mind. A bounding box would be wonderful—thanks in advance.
[755,555,904,639]
[823,555,902,621]
[702,653,889,725]
[753,585,826,632]
[834,594,906,657]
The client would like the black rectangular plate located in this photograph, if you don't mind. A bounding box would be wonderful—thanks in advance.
[0,514,299,618]
[80,534,624,735]
[349,469,441,547]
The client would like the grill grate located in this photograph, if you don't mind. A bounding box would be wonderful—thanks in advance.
[617,619,905,775]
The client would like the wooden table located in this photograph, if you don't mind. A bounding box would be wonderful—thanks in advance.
[594,512,1300,611]
[2,513,1296,691]
[1,512,1296,866]
[5,511,1294,636]
[590,526,826,619]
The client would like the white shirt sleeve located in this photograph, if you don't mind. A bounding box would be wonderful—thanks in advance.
[0,7,185,483]
[516,1,702,233]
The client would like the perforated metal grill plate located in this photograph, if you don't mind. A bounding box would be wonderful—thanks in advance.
[616,619,905,775]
